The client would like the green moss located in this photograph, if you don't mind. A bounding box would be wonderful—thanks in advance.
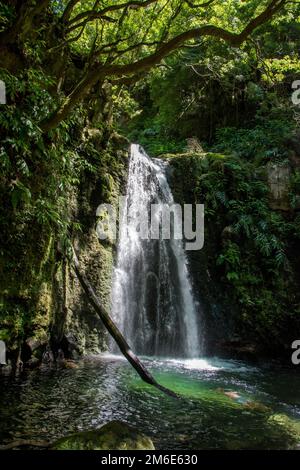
[168,151,300,351]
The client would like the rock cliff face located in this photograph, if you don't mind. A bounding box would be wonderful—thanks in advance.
[51,142,128,360]
[0,0,131,373]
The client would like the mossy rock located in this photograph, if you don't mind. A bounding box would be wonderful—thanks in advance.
[51,421,155,450]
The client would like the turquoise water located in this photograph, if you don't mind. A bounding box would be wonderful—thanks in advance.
[0,355,300,449]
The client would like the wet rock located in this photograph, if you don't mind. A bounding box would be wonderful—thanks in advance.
[63,332,82,358]
[26,337,45,353]
[51,421,155,450]
[216,339,259,360]
[42,345,54,364]
[23,335,48,365]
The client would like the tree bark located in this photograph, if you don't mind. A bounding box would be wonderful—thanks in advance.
[71,249,178,399]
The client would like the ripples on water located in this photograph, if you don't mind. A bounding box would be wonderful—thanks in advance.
[0,355,300,450]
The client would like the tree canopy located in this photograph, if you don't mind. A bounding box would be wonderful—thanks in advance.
[1,0,290,131]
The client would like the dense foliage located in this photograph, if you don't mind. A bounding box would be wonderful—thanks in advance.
[124,2,300,153]
[111,0,300,352]
[0,0,299,361]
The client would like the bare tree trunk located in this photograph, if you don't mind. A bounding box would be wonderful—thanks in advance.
[72,249,178,399]
[0,0,50,46]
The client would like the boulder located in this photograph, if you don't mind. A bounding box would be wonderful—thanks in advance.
[51,421,155,450]
[267,162,291,211]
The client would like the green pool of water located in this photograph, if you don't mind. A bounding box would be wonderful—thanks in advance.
[0,355,300,449]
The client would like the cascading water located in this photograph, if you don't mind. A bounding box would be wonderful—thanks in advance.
[111,144,202,358]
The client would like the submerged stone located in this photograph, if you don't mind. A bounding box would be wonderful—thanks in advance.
[267,413,300,442]
[50,420,155,450]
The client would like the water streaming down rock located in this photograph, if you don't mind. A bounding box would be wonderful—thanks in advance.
[111,144,202,358]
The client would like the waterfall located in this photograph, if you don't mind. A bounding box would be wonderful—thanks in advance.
[111,144,201,358]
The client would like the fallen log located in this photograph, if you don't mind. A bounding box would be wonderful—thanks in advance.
[72,249,178,399]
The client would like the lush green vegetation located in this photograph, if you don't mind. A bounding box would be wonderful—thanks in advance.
[0,0,299,363]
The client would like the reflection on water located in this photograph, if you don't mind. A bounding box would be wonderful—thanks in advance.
[0,355,300,450]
